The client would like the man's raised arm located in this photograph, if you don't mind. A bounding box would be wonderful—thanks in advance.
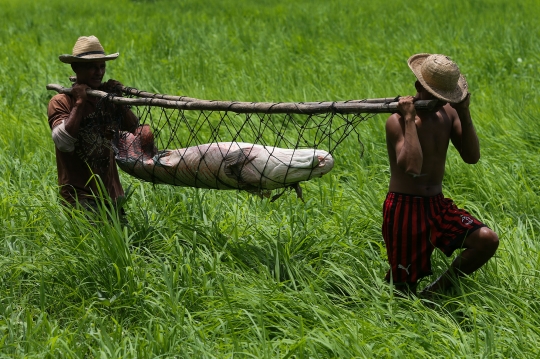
[450,93,480,164]
[387,96,424,177]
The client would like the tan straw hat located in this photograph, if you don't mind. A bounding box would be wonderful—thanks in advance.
[59,35,119,63]
[407,53,468,103]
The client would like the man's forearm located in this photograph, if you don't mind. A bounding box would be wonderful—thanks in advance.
[457,108,480,163]
[123,108,140,133]
[64,103,85,137]
[398,117,424,176]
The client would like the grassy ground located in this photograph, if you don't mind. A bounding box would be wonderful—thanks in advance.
[1,0,540,357]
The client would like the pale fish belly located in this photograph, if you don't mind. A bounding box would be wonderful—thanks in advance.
[115,127,334,193]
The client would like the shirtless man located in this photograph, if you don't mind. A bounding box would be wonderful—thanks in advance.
[383,54,499,296]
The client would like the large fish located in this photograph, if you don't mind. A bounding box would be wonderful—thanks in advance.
[115,125,334,199]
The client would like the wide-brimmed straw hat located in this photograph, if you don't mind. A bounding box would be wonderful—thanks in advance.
[59,35,119,63]
[407,53,468,103]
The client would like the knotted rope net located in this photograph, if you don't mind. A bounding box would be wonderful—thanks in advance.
[122,87,375,156]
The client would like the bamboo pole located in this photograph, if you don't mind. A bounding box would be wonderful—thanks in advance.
[68,77,401,104]
[68,77,203,102]
[47,84,439,115]
[119,87,401,105]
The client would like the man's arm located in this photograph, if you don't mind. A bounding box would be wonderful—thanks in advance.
[386,96,423,177]
[48,85,89,152]
[63,84,89,137]
[450,93,480,164]
[122,108,140,134]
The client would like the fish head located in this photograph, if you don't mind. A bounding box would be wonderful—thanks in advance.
[279,149,334,182]
[115,125,159,182]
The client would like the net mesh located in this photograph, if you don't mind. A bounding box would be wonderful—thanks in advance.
[130,106,373,153]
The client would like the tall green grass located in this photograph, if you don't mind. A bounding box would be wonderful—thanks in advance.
[1,0,539,357]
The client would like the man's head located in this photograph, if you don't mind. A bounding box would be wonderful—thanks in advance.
[407,54,468,104]
[70,61,106,89]
[59,36,118,89]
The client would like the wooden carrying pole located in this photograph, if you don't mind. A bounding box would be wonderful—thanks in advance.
[67,76,407,106]
[47,84,439,115]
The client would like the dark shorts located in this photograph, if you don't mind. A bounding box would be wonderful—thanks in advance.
[382,192,486,284]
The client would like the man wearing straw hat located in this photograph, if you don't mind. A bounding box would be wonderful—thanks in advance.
[383,54,499,297]
[48,35,139,216]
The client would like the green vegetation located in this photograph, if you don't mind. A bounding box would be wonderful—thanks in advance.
[1,0,539,357]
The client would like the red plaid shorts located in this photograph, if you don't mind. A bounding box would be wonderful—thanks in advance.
[382,192,486,284]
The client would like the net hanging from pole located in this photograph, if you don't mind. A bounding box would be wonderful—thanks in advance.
[129,98,370,156]
[46,84,438,200]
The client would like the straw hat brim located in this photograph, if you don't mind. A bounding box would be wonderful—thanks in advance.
[407,53,468,103]
[59,53,119,64]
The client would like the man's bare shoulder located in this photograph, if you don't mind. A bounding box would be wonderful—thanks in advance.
[385,113,406,145]
[441,103,459,120]
[386,112,404,123]
[385,112,404,131]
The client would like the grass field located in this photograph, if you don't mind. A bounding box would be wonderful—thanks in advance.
[1,0,540,357]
